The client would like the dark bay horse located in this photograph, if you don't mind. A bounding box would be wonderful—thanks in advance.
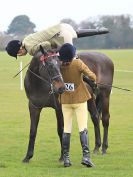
[23,50,114,163]
[23,51,65,162]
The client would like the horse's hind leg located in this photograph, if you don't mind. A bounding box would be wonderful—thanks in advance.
[55,106,64,161]
[101,94,110,155]
[23,102,42,163]
[87,98,101,154]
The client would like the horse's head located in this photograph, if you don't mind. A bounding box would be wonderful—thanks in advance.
[36,50,65,94]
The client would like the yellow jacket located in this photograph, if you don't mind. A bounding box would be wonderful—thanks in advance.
[22,24,64,56]
[60,58,96,104]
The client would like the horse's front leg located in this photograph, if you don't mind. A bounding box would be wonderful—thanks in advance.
[23,102,42,163]
[55,105,64,161]
[87,98,101,154]
[101,95,110,155]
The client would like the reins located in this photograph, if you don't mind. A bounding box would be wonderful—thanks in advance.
[28,68,49,84]
[97,82,133,92]
[13,62,31,78]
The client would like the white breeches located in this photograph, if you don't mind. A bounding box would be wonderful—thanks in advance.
[59,23,77,44]
[62,102,88,133]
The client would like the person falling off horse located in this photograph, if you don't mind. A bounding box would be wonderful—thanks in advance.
[5,23,77,58]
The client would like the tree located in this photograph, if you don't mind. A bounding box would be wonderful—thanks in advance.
[0,32,13,50]
[78,17,99,29]
[7,15,36,36]
[99,15,133,48]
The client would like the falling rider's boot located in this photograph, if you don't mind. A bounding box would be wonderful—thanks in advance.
[62,132,72,167]
[80,129,95,167]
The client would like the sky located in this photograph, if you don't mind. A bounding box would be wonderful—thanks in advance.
[1,0,133,32]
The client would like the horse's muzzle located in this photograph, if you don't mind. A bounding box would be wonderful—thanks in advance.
[58,87,65,94]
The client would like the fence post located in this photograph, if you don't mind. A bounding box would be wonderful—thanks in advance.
[20,61,23,90]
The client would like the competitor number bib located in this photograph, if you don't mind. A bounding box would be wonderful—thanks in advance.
[65,83,75,91]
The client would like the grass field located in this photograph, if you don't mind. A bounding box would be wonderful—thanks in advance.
[0,49,133,177]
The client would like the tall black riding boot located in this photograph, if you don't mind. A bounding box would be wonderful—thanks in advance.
[80,129,95,167]
[62,133,72,167]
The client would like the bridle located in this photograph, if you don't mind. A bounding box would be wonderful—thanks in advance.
[28,53,63,109]
[28,53,62,94]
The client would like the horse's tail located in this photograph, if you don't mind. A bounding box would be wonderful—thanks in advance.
[95,93,103,118]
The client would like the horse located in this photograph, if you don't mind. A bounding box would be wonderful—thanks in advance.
[23,50,114,163]
[23,50,65,162]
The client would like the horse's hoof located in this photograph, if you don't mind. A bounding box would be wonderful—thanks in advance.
[102,152,106,155]
[22,158,30,163]
[102,149,107,155]
[93,148,99,155]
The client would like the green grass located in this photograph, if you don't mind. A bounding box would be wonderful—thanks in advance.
[0,50,133,177]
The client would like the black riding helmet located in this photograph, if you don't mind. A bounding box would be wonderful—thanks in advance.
[59,43,76,62]
[6,40,22,58]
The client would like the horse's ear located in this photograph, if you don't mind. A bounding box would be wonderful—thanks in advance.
[40,45,48,55]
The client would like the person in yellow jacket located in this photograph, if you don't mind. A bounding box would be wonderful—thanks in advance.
[58,43,96,167]
[5,23,77,58]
